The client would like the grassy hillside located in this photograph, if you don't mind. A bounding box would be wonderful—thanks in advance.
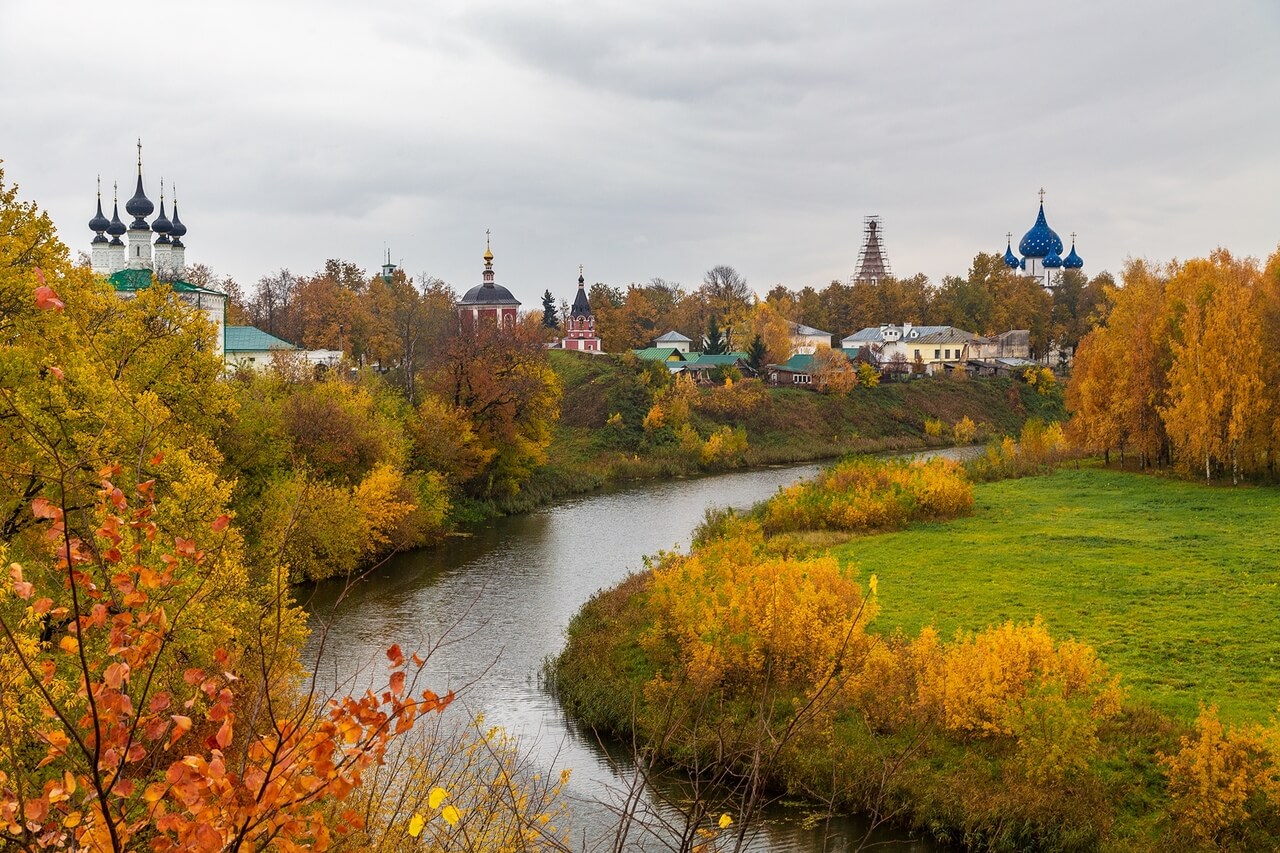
[835,466,1280,721]
[504,351,1062,513]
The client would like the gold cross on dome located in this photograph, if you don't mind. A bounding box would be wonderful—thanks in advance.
[1006,231,1013,242]
[579,263,584,275]
[1038,187,1046,203]
[1070,231,1077,242]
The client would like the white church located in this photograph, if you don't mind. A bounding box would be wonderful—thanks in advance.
[89,142,229,357]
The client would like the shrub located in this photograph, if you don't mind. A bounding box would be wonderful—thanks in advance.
[642,524,876,694]
[954,415,977,445]
[1160,707,1280,847]
[759,457,973,535]
[924,417,945,438]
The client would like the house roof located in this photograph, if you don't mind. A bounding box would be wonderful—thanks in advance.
[843,324,974,345]
[225,325,299,352]
[108,268,226,297]
[632,347,686,362]
[788,321,832,338]
[912,328,976,345]
[768,348,864,373]
[654,330,692,344]
[683,352,748,366]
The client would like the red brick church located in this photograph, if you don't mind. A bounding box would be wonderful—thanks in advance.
[561,266,602,352]
[458,235,520,329]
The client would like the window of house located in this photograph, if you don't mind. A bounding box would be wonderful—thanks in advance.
[945,348,951,359]
[914,348,921,359]
[934,349,940,359]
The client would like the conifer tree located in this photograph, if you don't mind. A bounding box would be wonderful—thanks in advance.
[540,289,558,329]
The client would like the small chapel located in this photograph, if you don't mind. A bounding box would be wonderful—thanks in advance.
[560,266,602,353]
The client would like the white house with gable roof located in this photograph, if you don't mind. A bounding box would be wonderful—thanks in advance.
[842,323,976,375]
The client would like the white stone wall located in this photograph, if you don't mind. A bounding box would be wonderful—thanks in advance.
[126,228,152,269]
[153,242,172,275]
[91,244,110,274]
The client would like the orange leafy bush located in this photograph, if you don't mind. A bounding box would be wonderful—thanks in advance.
[0,476,451,851]
[642,524,875,694]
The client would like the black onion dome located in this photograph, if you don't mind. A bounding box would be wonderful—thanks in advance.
[125,173,153,224]
[458,282,521,306]
[107,199,127,239]
[169,202,186,239]
[152,198,172,235]
[89,196,110,232]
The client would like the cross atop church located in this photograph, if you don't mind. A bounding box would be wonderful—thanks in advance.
[1038,187,1046,204]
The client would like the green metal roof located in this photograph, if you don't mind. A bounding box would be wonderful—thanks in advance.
[684,352,747,366]
[108,268,226,297]
[632,347,686,362]
[224,325,298,352]
[768,349,863,373]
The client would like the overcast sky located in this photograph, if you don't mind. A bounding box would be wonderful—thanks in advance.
[3,0,1278,307]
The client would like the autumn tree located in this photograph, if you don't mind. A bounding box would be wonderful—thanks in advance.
[0,472,449,850]
[422,314,561,499]
[748,301,794,366]
[367,272,455,403]
[1161,250,1268,482]
[811,346,858,394]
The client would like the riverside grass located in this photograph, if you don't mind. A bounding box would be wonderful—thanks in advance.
[836,465,1280,722]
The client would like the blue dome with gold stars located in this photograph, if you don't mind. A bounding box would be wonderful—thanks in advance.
[1018,203,1064,259]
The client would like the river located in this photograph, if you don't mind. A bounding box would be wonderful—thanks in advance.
[305,459,952,851]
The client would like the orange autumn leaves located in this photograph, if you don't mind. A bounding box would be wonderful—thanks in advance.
[0,477,452,851]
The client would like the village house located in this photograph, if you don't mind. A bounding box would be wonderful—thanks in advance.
[767,347,869,387]
[842,323,975,376]
[651,330,694,353]
[787,321,834,355]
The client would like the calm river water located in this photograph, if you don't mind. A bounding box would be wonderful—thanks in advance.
[305,459,951,851]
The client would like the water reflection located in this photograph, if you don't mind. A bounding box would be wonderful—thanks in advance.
[305,459,953,851]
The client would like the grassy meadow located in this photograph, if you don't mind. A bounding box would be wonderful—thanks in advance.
[835,466,1280,721]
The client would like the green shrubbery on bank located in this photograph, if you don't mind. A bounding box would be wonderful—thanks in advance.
[549,460,1280,851]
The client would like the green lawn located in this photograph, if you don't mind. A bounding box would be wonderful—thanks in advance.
[834,467,1280,721]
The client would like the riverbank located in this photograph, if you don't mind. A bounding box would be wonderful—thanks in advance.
[548,463,1280,851]
[486,351,1063,515]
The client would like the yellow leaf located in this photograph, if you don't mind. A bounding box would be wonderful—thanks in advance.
[62,811,81,829]
[428,786,447,809]
[407,813,425,838]
[718,813,733,829]
[441,805,460,827]
[59,636,78,654]
[868,574,878,597]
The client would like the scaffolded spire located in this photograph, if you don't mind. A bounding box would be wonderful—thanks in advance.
[852,215,892,284]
